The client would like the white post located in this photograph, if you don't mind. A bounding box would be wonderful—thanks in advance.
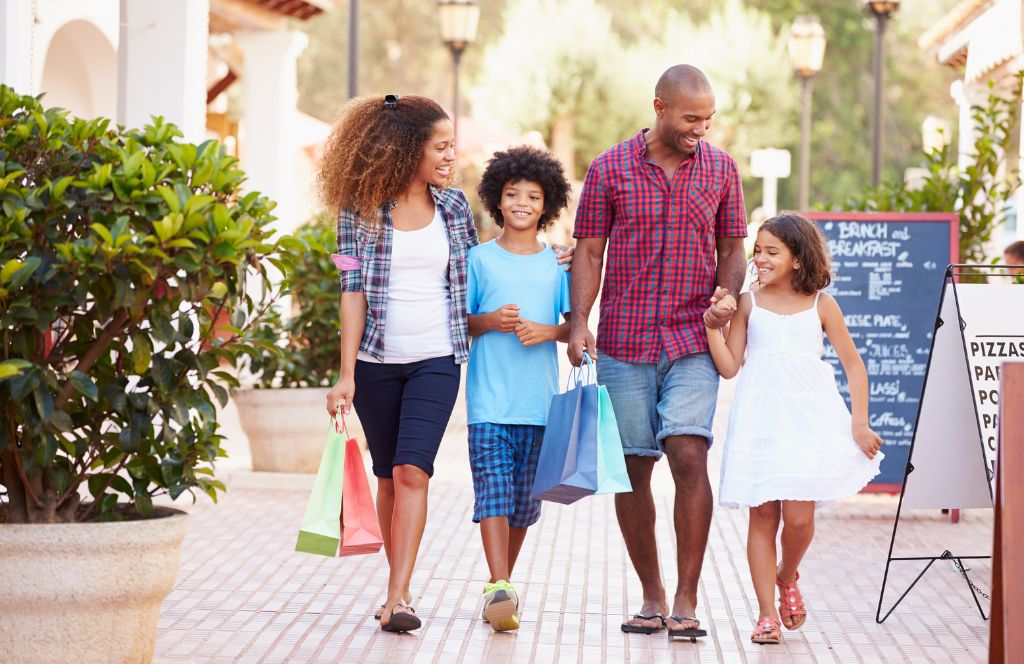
[118,0,208,142]
[751,148,792,219]
[235,30,309,233]
[1017,93,1024,241]
[1,0,34,94]
[951,80,978,173]
[762,176,779,219]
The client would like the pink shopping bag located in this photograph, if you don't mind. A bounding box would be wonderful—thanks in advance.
[339,426,384,557]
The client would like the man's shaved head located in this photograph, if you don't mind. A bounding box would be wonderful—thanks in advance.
[655,64,713,101]
[649,64,716,158]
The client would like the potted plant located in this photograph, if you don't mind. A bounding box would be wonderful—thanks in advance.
[232,219,363,473]
[0,86,296,662]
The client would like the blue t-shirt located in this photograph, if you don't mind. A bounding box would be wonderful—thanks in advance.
[466,240,571,425]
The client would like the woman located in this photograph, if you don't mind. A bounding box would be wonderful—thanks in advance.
[318,94,568,632]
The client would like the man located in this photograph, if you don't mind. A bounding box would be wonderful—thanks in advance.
[568,64,746,638]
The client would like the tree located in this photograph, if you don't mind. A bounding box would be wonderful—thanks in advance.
[468,0,797,181]
[747,0,962,209]
[841,74,1023,269]
[297,0,512,122]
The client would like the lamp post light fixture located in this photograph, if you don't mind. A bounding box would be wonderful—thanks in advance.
[787,15,826,210]
[437,0,480,142]
[865,0,900,187]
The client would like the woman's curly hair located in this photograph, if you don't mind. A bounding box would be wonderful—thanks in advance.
[477,146,571,231]
[316,94,451,226]
[758,212,832,294]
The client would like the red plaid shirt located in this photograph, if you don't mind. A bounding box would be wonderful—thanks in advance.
[573,131,747,363]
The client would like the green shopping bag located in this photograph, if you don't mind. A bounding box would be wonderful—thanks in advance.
[295,415,347,556]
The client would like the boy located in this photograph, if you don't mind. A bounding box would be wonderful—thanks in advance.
[466,146,573,632]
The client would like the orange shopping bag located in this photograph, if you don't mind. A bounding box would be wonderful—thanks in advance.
[339,427,384,557]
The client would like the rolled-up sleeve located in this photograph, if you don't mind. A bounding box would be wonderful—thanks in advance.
[573,158,613,238]
[335,209,363,293]
[715,157,748,237]
[456,190,480,248]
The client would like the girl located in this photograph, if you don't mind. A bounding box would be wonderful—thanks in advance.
[318,95,570,633]
[704,212,883,645]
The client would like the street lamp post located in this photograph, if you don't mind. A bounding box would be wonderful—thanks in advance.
[437,0,480,142]
[865,1,900,187]
[787,15,826,210]
[347,0,358,98]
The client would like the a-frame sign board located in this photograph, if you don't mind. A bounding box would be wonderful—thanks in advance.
[876,265,1024,623]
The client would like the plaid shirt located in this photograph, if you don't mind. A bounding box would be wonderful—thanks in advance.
[573,131,747,363]
[335,186,478,364]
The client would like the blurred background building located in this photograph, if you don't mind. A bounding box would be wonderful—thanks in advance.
[0,0,333,235]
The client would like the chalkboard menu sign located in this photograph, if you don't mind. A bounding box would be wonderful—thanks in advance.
[804,212,959,489]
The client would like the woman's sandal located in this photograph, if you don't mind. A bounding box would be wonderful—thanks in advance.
[751,616,782,644]
[380,603,421,633]
[375,595,412,620]
[776,570,807,630]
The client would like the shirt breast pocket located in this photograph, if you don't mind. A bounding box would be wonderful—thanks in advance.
[447,225,473,256]
[689,184,722,232]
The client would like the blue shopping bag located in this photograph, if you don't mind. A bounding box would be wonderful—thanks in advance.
[593,384,632,495]
[530,355,599,504]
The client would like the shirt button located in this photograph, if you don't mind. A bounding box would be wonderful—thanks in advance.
[667,225,673,230]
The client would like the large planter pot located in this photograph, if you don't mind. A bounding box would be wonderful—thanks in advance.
[233,386,364,473]
[0,507,188,664]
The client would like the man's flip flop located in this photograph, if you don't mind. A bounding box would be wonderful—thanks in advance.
[668,615,707,642]
[620,613,666,634]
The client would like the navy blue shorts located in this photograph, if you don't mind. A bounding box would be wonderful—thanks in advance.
[468,423,544,528]
[353,355,460,478]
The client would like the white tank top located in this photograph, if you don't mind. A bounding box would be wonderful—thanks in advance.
[358,208,454,364]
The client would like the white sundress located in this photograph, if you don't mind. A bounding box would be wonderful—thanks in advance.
[718,291,883,509]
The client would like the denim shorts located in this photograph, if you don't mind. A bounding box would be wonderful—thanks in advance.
[468,423,544,528]
[596,351,719,459]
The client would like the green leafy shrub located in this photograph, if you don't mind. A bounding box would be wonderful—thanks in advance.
[840,73,1023,269]
[241,219,340,389]
[0,86,299,523]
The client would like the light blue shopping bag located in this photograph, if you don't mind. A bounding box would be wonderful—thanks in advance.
[593,383,632,495]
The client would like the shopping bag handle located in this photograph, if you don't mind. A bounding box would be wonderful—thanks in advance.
[566,351,595,389]
[332,411,350,436]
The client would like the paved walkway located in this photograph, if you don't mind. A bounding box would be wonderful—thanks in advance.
[154,378,993,663]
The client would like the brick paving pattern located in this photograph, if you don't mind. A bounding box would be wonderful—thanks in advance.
[154,380,992,663]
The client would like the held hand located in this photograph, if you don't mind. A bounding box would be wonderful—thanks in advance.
[514,319,551,346]
[704,286,736,330]
[493,304,521,332]
[552,244,575,271]
[326,376,355,417]
[853,424,883,460]
[567,323,597,366]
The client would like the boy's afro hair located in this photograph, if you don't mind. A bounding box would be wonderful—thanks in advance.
[477,146,572,231]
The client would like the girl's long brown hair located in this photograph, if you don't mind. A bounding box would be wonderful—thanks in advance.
[316,95,451,226]
[759,212,832,294]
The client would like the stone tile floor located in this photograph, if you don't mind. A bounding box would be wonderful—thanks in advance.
[154,378,993,663]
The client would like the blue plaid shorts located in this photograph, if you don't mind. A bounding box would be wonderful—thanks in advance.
[468,423,545,528]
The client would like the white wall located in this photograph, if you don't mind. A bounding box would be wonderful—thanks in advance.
[40,20,117,120]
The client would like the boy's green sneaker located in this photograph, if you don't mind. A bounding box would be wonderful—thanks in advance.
[482,580,520,631]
